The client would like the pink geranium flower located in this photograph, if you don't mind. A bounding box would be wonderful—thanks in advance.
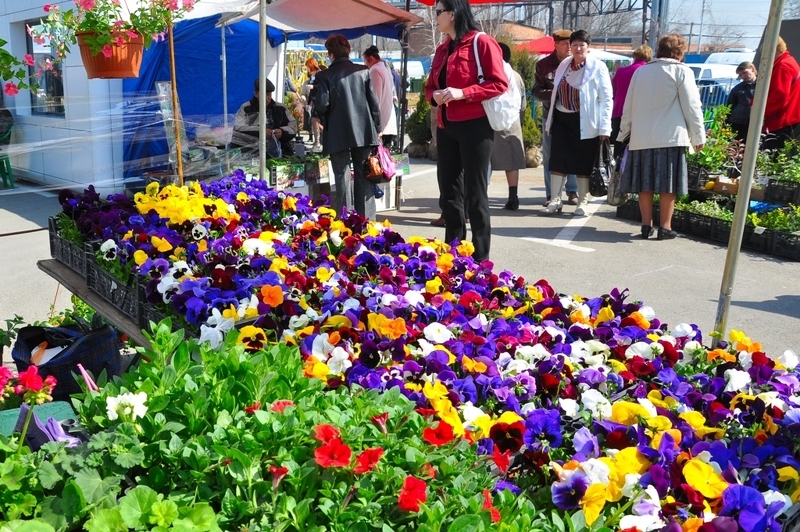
[76,0,96,10]
[101,45,113,58]
[24,54,35,67]
[4,82,19,97]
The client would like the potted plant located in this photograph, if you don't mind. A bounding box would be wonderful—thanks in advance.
[29,0,197,79]
[0,42,37,97]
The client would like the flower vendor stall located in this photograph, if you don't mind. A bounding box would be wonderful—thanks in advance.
[6,169,797,530]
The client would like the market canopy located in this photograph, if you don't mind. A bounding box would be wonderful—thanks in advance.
[516,36,554,54]
[414,0,521,4]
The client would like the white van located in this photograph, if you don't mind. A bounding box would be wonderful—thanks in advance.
[705,49,756,66]
[689,63,739,81]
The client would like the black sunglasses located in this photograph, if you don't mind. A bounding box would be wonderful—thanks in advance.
[435,9,451,16]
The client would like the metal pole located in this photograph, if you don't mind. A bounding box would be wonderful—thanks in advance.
[259,0,268,182]
[697,0,706,54]
[167,21,184,187]
[712,0,785,347]
[660,0,670,37]
[648,0,660,50]
[688,22,694,53]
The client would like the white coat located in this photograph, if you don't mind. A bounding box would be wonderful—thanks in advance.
[617,58,706,151]
[545,53,613,139]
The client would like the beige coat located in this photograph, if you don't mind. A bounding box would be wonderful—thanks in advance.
[617,58,706,151]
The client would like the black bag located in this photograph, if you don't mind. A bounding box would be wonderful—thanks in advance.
[589,139,612,197]
[12,322,121,401]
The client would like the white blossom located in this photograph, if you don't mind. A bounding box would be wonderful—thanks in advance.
[724,368,752,393]
[106,392,148,422]
[423,322,453,344]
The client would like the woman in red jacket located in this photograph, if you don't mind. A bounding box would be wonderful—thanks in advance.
[763,37,800,152]
[425,0,507,263]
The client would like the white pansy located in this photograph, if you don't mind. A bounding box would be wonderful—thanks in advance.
[580,458,611,485]
[106,392,148,422]
[326,347,352,374]
[241,238,270,256]
[191,224,207,240]
[288,314,311,330]
[637,398,658,418]
[639,306,656,320]
[515,344,550,363]
[312,333,336,362]
[775,350,799,370]
[626,341,662,360]
[559,398,579,418]
[468,313,489,332]
[724,368,752,392]
[543,325,566,343]
[402,290,425,308]
[100,239,117,252]
[329,230,342,247]
[459,403,487,431]
[417,245,437,257]
[237,295,260,320]
[342,298,361,313]
[672,323,697,338]
[681,340,705,364]
[738,351,754,371]
[619,512,663,531]
[504,359,533,375]
[495,353,512,368]
[763,490,792,516]
[520,402,538,416]
[621,474,642,498]
[380,294,399,307]
[423,322,453,344]
[757,391,788,412]
[199,324,225,349]
[581,389,612,419]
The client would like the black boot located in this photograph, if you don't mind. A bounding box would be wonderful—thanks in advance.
[504,186,519,210]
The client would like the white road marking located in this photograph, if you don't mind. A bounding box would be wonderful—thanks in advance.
[521,198,604,252]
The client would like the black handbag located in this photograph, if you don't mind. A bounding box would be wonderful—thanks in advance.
[589,139,612,197]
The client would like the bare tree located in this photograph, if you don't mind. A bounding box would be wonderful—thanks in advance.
[786,0,800,18]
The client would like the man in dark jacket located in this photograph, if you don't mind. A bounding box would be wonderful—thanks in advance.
[533,29,577,206]
[232,78,297,157]
[727,62,757,142]
[313,34,382,218]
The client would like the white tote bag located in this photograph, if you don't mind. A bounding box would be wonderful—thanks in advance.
[473,32,521,132]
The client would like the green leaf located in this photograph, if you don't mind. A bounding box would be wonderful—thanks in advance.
[551,511,566,532]
[180,503,217,530]
[73,468,120,505]
[2,521,56,532]
[119,485,158,528]
[61,480,86,519]
[37,461,61,490]
[113,444,145,468]
[447,515,484,532]
[39,496,68,531]
[216,410,233,429]
[85,508,127,532]
[149,500,179,528]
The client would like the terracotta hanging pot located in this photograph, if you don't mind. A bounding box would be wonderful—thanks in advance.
[76,31,144,79]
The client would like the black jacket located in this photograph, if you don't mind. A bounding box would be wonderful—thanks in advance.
[727,81,756,125]
[232,97,297,155]
[312,57,381,154]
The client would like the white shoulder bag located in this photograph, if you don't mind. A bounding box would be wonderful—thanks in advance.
[473,32,521,132]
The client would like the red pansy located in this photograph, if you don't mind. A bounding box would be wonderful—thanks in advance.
[422,421,455,447]
[313,423,341,443]
[314,438,352,468]
[353,447,384,474]
[397,476,427,512]
[489,421,526,454]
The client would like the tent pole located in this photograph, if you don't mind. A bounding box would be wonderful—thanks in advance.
[168,19,184,187]
[712,0,785,347]
[399,0,411,155]
[259,0,269,182]
[222,25,230,173]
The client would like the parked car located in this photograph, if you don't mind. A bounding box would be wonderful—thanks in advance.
[705,48,756,66]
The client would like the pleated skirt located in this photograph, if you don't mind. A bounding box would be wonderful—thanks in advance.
[620,146,689,195]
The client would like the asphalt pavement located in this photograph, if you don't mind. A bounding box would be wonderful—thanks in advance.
[1,158,798,367]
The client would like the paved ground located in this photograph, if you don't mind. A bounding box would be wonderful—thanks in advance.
[1,157,798,369]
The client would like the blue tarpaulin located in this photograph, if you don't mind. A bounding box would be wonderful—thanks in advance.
[122,15,406,178]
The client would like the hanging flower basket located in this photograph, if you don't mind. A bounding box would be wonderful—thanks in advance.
[76,32,143,79]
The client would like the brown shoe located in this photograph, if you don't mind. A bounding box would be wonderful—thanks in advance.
[430,216,446,227]
[567,192,579,205]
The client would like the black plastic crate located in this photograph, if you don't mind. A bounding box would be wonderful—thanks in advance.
[742,226,775,253]
[686,212,715,239]
[772,232,800,261]
[765,179,800,205]
[671,210,689,233]
[48,217,88,278]
[86,255,139,322]
[688,165,711,190]
[616,200,641,222]
[710,219,732,244]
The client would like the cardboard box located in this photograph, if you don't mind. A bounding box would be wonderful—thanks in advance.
[305,158,331,185]
[750,187,766,201]
[375,179,397,213]
[269,163,306,190]
[714,179,739,194]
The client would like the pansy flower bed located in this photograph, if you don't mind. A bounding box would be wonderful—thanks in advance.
[53,171,800,531]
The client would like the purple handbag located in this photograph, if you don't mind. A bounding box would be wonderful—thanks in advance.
[365,144,396,184]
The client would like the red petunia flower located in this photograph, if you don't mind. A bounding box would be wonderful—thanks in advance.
[244,401,261,414]
[492,446,511,474]
[314,438,352,468]
[370,412,389,435]
[353,447,384,474]
[420,463,437,479]
[482,489,501,523]
[270,400,295,414]
[398,476,427,512]
[422,420,454,447]
[269,465,289,490]
[17,366,44,392]
[415,407,437,418]
[313,423,341,443]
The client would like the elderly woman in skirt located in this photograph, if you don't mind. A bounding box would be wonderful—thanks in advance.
[617,33,706,240]
[542,30,613,216]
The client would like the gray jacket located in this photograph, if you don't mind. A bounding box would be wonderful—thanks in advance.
[312,57,381,154]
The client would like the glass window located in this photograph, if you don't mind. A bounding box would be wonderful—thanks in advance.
[27,22,65,116]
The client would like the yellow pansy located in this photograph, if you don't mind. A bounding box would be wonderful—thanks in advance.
[432,347,456,364]
[679,411,707,430]
[436,253,454,274]
[647,416,673,432]
[269,256,289,275]
[456,240,475,256]
[613,447,650,477]
[145,181,160,196]
[683,459,728,498]
[648,390,679,410]
[152,236,173,252]
[426,276,443,294]
[581,484,608,526]
[570,308,590,325]
[598,457,623,501]
[282,196,297,211]
[196,239,208,252]
[318,206,337,218]
[222,305,239,322]
[133,250,148,266]
[594,306,615,326]
[730,329,762,353]
[627,311,651,329]
[608,359,628,373]
[471,414,493,439]
[779,466,799,482]
[494,411,524,426]
[367,313,407,340]
[682,518,704,532]
[315,266,334,283]
[423,380,449,402]
[430,397,465,436]
[651,429,682,450]
[405,382,422,393]
[610,401,652,426]
[169,246,186,262]
[526,285,545,303]
[322,315,353,330]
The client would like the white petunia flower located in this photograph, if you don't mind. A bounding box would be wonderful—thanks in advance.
[423,322,453,344]
[724,368,752,393]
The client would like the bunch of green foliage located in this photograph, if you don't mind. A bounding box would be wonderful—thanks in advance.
[407,83,432,144]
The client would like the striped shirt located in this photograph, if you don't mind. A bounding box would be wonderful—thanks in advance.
[557,61,584,112]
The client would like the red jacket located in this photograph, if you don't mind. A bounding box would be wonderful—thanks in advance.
[425,30,507,128]
[763,51,800,132]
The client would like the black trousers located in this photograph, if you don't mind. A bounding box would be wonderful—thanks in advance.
[436,115,494,262]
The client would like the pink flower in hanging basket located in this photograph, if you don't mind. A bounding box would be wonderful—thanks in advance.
[101,44,113,58]
[76,0,97,11]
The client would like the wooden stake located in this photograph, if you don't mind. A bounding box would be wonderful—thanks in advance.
[168,21,184,186]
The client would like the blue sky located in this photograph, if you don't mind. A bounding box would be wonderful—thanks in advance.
[669,0,775,49]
